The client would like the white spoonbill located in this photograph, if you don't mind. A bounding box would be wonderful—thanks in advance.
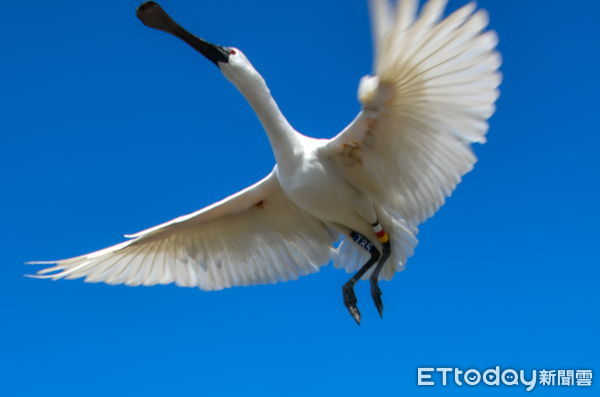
[31,0,501,324]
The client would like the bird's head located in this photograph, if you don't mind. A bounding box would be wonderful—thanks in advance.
[136,2,264,91]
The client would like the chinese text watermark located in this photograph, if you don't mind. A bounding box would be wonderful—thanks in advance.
[417,367,593,392]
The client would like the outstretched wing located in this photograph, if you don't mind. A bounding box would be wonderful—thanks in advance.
[30,171,338,290]
[325,0,501,277]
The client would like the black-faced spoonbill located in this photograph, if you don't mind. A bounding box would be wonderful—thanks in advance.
[30,0,501,324]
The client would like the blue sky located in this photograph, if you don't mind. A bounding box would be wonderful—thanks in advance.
[1,0,598,395]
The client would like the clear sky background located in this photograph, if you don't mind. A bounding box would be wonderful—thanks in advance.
[1,0,598,395]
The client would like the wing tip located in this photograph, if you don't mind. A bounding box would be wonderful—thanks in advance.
[25,260,58,265]
[24,272,60,280]
[24,273,47,279]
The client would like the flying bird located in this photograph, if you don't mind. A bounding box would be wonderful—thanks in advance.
[30,0,501,324]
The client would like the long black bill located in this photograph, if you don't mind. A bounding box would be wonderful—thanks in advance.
[136,1,229,66]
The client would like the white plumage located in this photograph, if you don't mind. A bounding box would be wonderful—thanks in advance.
[32,172,337,290]
[31,0,501,319]
[328,0,500,278]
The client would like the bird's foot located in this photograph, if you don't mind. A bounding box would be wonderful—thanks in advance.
[342,281,361,325]
[370,277,384,318]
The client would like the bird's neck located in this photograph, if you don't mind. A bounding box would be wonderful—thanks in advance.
[234,74,301,163]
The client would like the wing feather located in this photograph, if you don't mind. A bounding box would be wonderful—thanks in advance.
[29,171,337,290]
[326,0,501,277]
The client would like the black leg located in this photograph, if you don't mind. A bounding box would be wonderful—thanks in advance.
[342,231,380,325]
[369,241,391,318]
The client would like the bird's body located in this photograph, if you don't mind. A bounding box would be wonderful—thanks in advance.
[31,0,501,323]
[280,147,376,243]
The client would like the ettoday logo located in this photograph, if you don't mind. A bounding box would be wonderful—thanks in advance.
[417,367,593,391]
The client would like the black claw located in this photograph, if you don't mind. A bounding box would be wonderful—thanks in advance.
[342,282,361,325]
[370,278,384,318]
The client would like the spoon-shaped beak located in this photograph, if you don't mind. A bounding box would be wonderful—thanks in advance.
[136,1,229,66]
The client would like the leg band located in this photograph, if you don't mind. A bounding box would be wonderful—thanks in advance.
[350,231,377,254]
[371,221,389,244]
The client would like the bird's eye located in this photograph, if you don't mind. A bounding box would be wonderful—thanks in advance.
[229,49,237,55]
